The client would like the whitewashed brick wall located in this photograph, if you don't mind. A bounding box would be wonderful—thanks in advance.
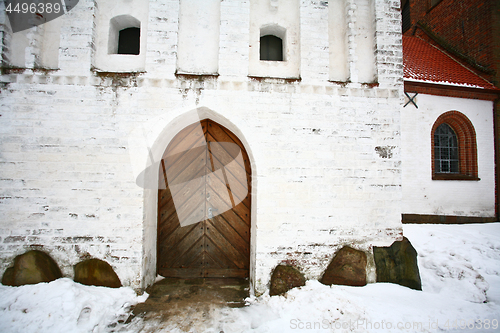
[0,0,403,293]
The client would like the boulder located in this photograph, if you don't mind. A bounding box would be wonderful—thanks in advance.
[1,250,62,286]
[1,267,15,286]
[320,246,367,286]
[373,237,422,290]
[269,264,306,296]
[74,258,122,288]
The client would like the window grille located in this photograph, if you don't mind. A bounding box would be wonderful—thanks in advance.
[434,123,459,173]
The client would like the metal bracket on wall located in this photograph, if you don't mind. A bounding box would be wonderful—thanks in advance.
[404,92,419,108]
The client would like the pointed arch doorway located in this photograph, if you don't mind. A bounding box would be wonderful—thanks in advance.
[157,119,251,278]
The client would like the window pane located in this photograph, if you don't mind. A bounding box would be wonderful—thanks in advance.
[450,147,458,160]
[434,134,441,147]
[260,35,283,61]
[434,123,459,174]
[118,27,140,55]
[451,135,458,147]
[441,160,450,173]
[450,161,459,173]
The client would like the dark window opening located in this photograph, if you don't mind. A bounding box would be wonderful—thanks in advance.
[430,0,442,8]
[402,0,411,33]
[117,27,140,55]
[260,35,283,61]
[434,123,459,173]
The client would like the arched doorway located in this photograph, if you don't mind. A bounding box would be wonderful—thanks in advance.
[157,119,251,278]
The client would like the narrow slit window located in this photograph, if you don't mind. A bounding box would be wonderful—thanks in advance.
[117,27,140,55]
[430,0,442,7]
[402,0,411,33]
[260,35,283,61]
[434,123,459,173]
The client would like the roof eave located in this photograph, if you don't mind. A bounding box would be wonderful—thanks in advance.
[404,80,500,101]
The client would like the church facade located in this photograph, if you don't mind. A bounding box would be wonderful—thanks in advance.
[0,0,458,293]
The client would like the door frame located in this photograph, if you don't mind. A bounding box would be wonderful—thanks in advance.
[139,107,257,291]
[157,119,252,278]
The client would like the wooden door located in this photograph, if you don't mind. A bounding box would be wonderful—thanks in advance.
[157,119,251,278]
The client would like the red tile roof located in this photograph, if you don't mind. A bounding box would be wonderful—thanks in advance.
[403,36,497,90]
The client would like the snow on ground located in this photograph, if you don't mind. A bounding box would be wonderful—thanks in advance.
[1,223,500,333]
[0,278,148,333]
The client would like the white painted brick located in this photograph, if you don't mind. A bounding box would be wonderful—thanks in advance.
[0,0,406,293]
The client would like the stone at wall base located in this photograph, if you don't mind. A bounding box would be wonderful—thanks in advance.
[373,237,422,291]
[320,246,367,287]
[1,267,15,286]
[1,250,62,286]
[74,258,122,288]
[269,264,306,296]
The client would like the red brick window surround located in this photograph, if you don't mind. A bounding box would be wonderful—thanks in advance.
[431,111,479,181]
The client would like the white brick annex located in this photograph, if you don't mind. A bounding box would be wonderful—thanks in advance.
[0,0,404,293]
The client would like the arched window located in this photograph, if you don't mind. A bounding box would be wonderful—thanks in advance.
[259,24,286,62]
[260,35,283,61]
[434,123,459,173]
[431,111,478,180]
[108,15,141,55]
